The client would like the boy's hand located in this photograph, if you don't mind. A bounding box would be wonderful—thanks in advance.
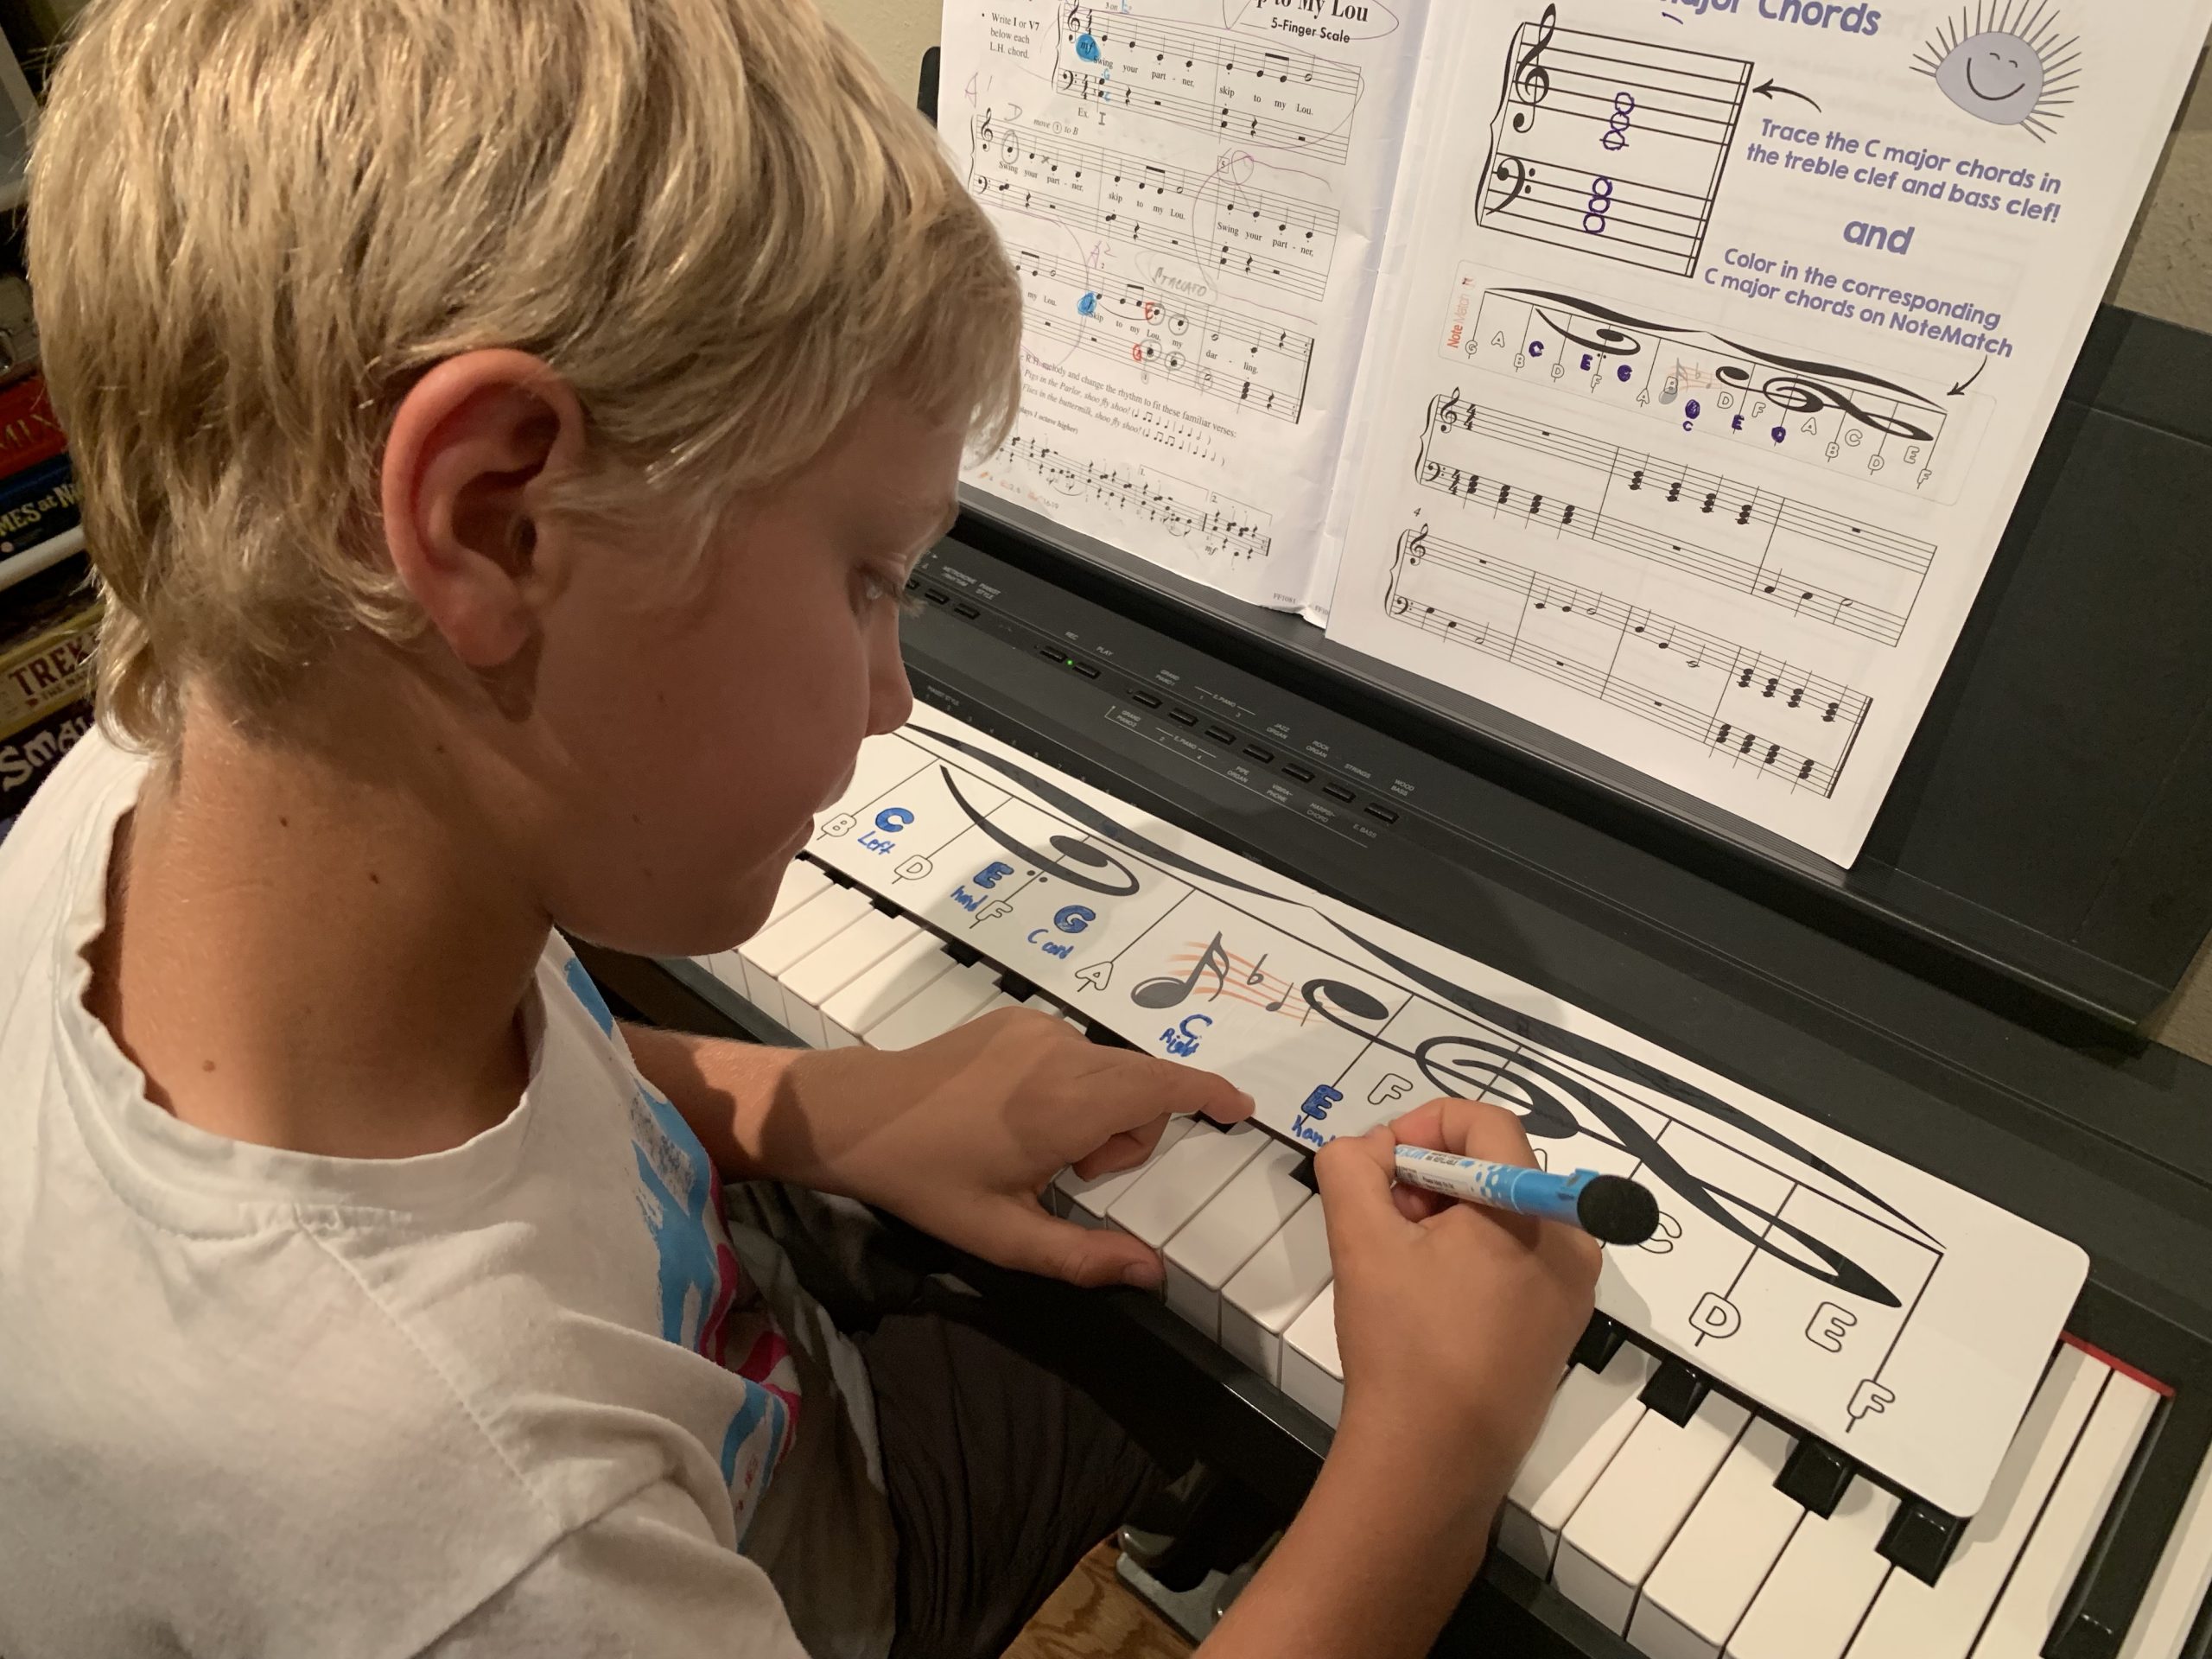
[1316,1099,1601,1512]
[766,1007,1251,1289]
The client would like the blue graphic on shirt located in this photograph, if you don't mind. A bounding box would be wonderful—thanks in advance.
[562,954,791,1491]
[565,957,617,1037]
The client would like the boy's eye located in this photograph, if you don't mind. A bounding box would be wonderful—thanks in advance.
[857,563,924,617]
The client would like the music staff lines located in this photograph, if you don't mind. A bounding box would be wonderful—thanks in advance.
[970,115,1340,302]
[1385,524,1871,797]
[994,433,1274,561]
[1459,285,1955,495]
[1053,7,1363,164]
[1418,391,1935,647]
[1011,246,1315,423]
[1478,8,1751,278]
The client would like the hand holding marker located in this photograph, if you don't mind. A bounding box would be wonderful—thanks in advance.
[1394,1146,1662,1245]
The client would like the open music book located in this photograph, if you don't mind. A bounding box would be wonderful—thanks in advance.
[939,0,2211,865]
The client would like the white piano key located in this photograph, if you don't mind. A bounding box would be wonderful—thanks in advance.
[765,859,832,925]
[857,960,1003,1051]
[1163,1143,1313,1342]
[2120,1424,2212,1659]
[1281,1281,1342,1426]
[734,884,873,1027]
[820,932,959,1048]
[1497,1342,1658,1576]
[772,909,921,1048]
[1219,1196,1332,1388]
[1630,1420,1806,1659]
[1056,1116,1198,1230]
[1726,1476,1899,1659]
[1849,1344,2104,1659]
[1970,1369,2161,1659]
[1107,1122,1266,1255]
[1554,1390,1752,1634]
[709,861,832,991]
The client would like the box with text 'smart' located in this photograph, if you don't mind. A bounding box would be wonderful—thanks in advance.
[0,587,101,817]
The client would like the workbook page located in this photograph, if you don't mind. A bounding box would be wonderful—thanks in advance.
[1323,0,2211,865]
[939,0,1428,612]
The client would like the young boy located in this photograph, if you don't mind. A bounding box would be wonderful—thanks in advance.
[0,2,1599,1655]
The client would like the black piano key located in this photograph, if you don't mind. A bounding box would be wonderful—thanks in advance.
[1569,1312,1626,1375]
[2185,1561,2212,1659]
[1287,1152,1319,1194]
[1639,1357,1712,1427]
[1776,1436,1857,1519]
[1878,1497,1969,1587]
[2049,1381,2209,1659]
[942,938,982,968]
[1085,1024,1138,1050]
[995,970,1040,1001]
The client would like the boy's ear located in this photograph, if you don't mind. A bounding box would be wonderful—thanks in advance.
[381,350,590,671]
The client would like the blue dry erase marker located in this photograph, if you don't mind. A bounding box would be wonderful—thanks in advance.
[1393,1146,1661,1245]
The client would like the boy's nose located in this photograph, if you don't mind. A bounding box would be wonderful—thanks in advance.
[869,659,915,737]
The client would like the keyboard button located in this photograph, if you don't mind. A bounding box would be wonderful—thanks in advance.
[1130,690,1162,708]
[1242,745,1275,764]
[1162,1144,1313,1342]
[1219,1198,1332,1387]
[1969,1370,2160,1659]
[1205,724,1236,744]
[1281,763,1315,783]
[1281,1281,1342,1425]
[1168,707,1198,726]
[1729,1475,1900,1659]
[2119,1425,2212,1658]
[1554,1390,1751,1633]
[951,601,980,619]
[1364,803,1400,823]
[859,960,1002,1051]
[774,911,921,1047]
[924,586,950,605]
[1849,1344,2102,1659]
[1106,1122,1266,1255]
[1641,1357,1713,1427]
[819,934,957,1047]
[1777,1436,1859,1519]
[1056,1116,1197,1230]
[735,886,872,1027]
[1321,782,1355,803]
[1631,1420,1805,1659]
[1497,1341,1657,1574]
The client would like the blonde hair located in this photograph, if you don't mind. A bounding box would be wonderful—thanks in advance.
[28,0,1020,750]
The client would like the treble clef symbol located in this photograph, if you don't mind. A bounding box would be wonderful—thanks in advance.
[1509,4,1559,133]
[979,109,994,144]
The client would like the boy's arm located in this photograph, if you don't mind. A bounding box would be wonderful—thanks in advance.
[1199,1105,1600,1659]
[620,1022,801,1183]
[620,1013,1248,1289]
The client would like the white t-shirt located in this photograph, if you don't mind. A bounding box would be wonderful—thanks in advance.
[0,733,895,1657]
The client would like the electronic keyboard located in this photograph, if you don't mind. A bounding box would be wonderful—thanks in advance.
[675,732,2211,1659]
[596,308,2212,1659]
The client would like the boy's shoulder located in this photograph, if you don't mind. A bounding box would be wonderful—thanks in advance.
[0,747,745,1653]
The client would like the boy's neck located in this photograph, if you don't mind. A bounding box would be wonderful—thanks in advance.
[87,696,540,1160]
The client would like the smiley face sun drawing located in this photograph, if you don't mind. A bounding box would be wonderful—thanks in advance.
[1914,0,2082,142]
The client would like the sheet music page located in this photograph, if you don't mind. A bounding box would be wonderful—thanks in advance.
[938,0,1429,612]
[1322,0,2212,865]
